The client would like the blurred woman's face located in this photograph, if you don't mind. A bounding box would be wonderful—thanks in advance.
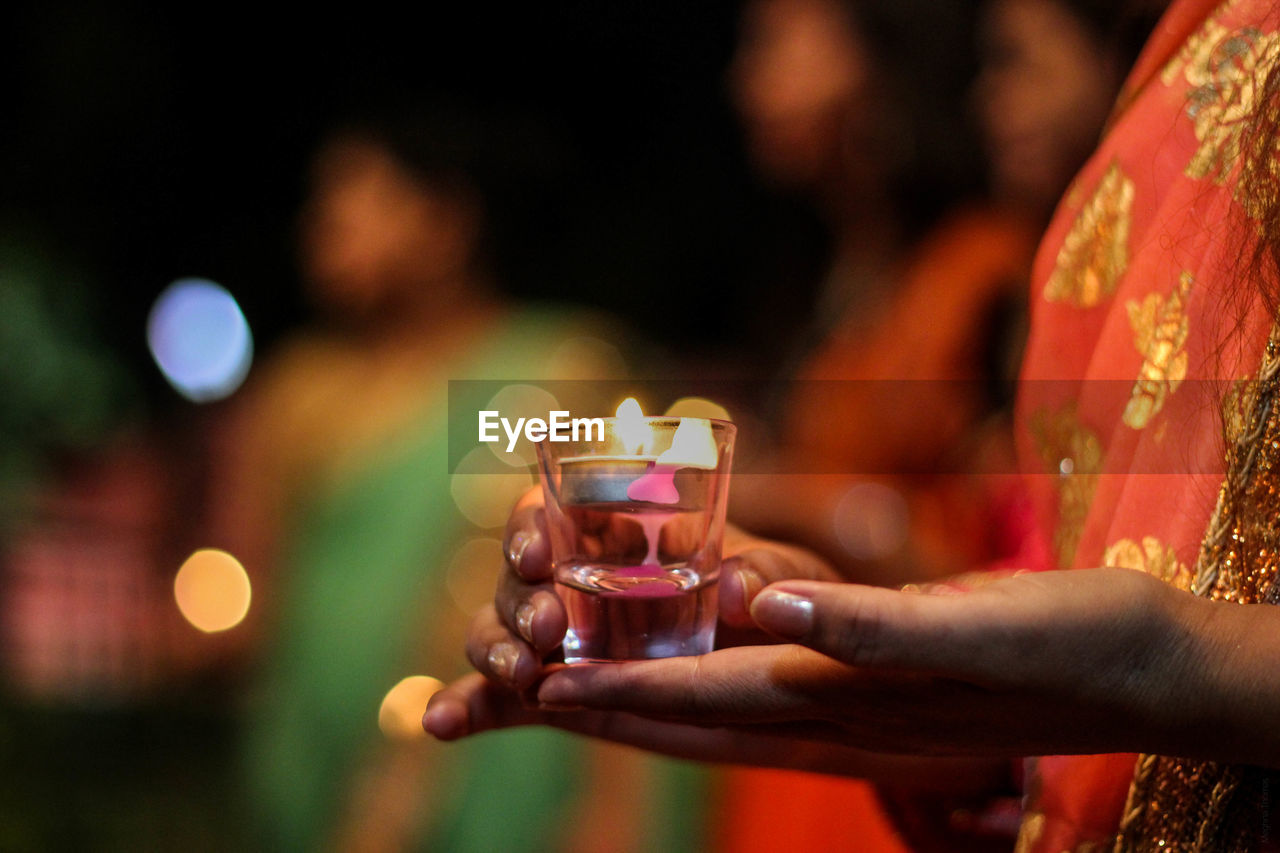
[300,139,477,318]
[975,0,1122,212]
[730,0,867,189]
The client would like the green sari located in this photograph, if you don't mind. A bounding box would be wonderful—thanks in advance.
[243,308,710,852]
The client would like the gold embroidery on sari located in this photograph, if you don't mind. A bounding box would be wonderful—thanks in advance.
[1030,404,1102,568]
[1013,811,1045,853]
[1103,536,1193,590]
[1187,30,1279,184]
[1160,12,1232,87]
[1014,816,1107,852]
[1044,164,1134,307]
[1122,272,1193,429]
[1163,8,1280,218]
[1151,420,1169,445]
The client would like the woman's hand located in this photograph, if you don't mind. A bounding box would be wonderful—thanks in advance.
[523,567,1207,758]
[423,669,1013,793]
[429,564,1280,771]
[461,486,841,692]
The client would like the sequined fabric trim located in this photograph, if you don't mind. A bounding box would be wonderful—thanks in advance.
[1115,333,1280,851]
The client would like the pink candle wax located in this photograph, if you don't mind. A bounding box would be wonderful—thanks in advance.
[626,462,680,504]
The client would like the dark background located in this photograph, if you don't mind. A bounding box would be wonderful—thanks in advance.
[0,4,1183,847]
[0,7,832,846]
[3,1,827,412]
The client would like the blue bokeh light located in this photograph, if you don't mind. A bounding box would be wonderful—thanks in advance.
[147,278,253,402]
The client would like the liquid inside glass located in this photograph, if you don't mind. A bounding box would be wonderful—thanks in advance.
[554,502,718,663]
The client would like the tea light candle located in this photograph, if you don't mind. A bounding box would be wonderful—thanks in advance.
[558,455,656,504]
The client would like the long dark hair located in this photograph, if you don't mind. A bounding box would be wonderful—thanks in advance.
[1241,62,1280,317]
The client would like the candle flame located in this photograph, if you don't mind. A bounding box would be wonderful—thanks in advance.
[658,417,719,469]
[615,397,650,454]
[616,396,643,419]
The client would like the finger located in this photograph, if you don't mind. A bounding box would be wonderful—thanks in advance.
[535,644,839,722]
[749,579,1022,682]
[424,672,552,739]
[494,564,566,655]
[503,489,552,581]
[554,714,856,767]
[423,672,844,767]
[421,669,757,752]
[425,673,1019,787]
[465,604,547,691]
[720,543,840,629]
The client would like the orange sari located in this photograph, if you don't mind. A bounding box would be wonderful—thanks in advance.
[1014,0,1280,848]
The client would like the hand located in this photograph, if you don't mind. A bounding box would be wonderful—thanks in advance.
[422,670,1011,793]
[431,566,1238,769]
[461,487,841,692]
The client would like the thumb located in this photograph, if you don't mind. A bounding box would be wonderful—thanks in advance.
[748,580,1013,681]
[720,543,840,628]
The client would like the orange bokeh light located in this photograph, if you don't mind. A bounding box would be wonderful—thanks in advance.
[378,675,445,740]
[174,548,252,633]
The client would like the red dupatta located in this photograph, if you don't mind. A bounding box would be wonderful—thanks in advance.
[1014,0,1280,848]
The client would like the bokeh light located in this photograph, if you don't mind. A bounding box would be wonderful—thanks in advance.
[450,448,535,528]
[483,384,561,467]
[147,278,253,402]
[445,537,504,615]
[665,397,732,422]
[832,482,909,560]
[378,675,445,740]
[173,548,252,633]
[545,336,628,379]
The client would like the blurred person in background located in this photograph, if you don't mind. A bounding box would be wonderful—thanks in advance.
[713,0,1158,849]
[974,0,1165,226]
[428,0,1280,851]
[721,1,1035,848]
[864,2,1162,845]
[209,103,712,852]
[727,0,1036,589]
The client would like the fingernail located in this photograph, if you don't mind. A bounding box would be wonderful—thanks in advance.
[737,568,765,613]
[536,674,580,709]
[422,703,465,740]
[751,590,814,639]
[488,642,521,684]
[515,602,536,644]
[507,530,536,571]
